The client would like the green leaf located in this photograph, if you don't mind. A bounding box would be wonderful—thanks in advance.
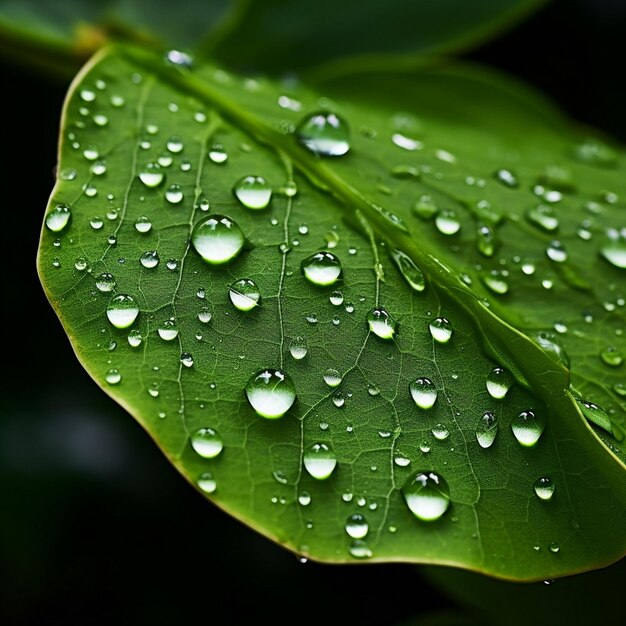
[38,47,626,579]
[210,0,548,74]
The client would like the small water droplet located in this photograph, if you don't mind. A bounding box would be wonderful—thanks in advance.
[403,471,450,521]
[391,132,422,151]
[106,294,139,328]
[476,412,498,448]
[601,346,623,367]
[391,249,425,292]
[166,136,184,153]
[546,240,568,263]
[549,541,560,554]
[165,50,193,67]
[323,368,342,388]
[233,175,272,209]
[45,204,71,232]
[190,427,223,458]
[575,397,613,434]
[289,336,308,360]
[511,410,545,447]
[90,216,104,230]
[296,111,350,156]
[431,424,450,441]
[435,209,461,235]
[413,195,438,220]
[526,205,559,232]
[180,352,194,368]
[367,307,397,339]
[138,163,164,187]
[534,477,555,501]
[128,329,143,347]
[429,317,453,343]
[486,367,513,399]
[481,269,509,295]
[229,278,261,311]
[573,139,618,166]
[301,251,342,286]
[197,472,217,494]
[303,442,337,479]
[197,306,212,324]
[105,368,121,385]
[494,168,518,188]
[134,216,152,233]
[192,214,245,265]
[165,184,183,204]
[140,250,160,268]
[245,369,296,418]
[329,290,344,306]
[345,513,369,539]
[348,540,372,559]
[409,378,437,409]
[208,144,228,164]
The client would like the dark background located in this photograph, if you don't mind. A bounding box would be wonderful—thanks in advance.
[1,1,624,624]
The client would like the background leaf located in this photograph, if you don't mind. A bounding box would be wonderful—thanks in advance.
[38,46,625,579]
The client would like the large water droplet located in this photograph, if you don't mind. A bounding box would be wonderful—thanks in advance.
[600,237,626,269]
[45,204,71,232]
[165,184,183,204]
[345,513,369,539]
[208,144,228,164]
[191,214,245,265]
[475,412,498,449]
[435,209,460,235]
[534,477,555,501]
[409,378,437,409]
[105,368,121,385]
[486,367,513,399]
[367,307,397,339]
[391,249,425,292]
[600,346,623,367]
[245,369,296,418]
[233,175,272,209]
[546,240,568,263]
[429,317,452,344]
[190,427,223,458]
[106,294,139,328]
[289,336,308,360]
[511,410,545,447]
[303,442,337,479]
[158,319,179,341]
[301,251,342,286]
[323,368,342,388]
[134,216,152,233]
[296,111,350,156]
[229,278,261,311]
[140,250,160,268]
[138,163,164,187]
[197,472,217,494]
[403,471,450,522]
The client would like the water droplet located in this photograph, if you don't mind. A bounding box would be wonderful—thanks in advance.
[494,168,518,188]
[83,145,99,161]
[432,424,450,441]
[573,139,618,166]
[197,306,212,323]
[94,272,116,293]
[601,346,623,367]
[403,471,450,522]
[409,378,437,409]
[481,269,509,295]
[134,216,152,233]
[546,240,568,263]
[180,352,194,368]
[394,454,411,467]
[245,369,296,418]
[613,382,626,396]
[476,225,496,258]
[208,144,228,164]
[166,136,184,153]
[45,204,71,232]
[74,257,88,271]
[575,398,613,434]
[549,541,560,554]
[128,329,143,347]
[105,368,121,385]
[233,175,272,209]
[486,367,513,399]
[298,491,311,506]
[429,317,452,343]
[289,336,307,360]
[534,477,555,501]
[511,410,545,447]
[367,307,397,339]
[197,472,217,494]
[435,209,461,235]
[90,216,104,230]
[533,331,570,368]
[303,442,337,479]
[138,163,164,187]
[391,132,422,151]
[165,49,194,67]
[301,251,342,286]
[296,111,350,156]
[413,195,438,220]
[526,205,559,232]
[106,294,139,328]
[348,540,372,559]
[476,412,498,448]
[227,278,261,312]
[391,249,425,292]
[140,250,160,268]
[329,290,344,306]
[600,237,626,269]
[158,319,179,341]
[323,368,342,388]
[165,184,183,204]
[191,214,245,265]
[345,514,369,539]
[190,427,223,458]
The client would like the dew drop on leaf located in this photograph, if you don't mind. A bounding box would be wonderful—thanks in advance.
[303,442,337,479]
[534,477,555,501]
[486,367,514,399]
[402,471,450,522]
[600,346,623,367]
[134,215,152,233]
[526,204,559,232]
[190,427,223,459]
[191,214,245,265]
[409,377,437,409]
[245,369,296,418]
[432,424,450,441]
[511,410,545,447]
[95,272,116,292]
[208,144,228,164]
[367,307,397,339]
[233,175,272,209]
[229,278,261,311]
[289,336,308,360]
[391,249,425,292]
[323,368,342,388]
[435,209,461,235]
[546,240,568,263]
[475,411,498,449]
[158,319,179,341]
[348,540,372,559]
[296,111,350,156]
[301,251,342,286]
[140,250,160,268]
[45,204,71,232]
[105,368,121,385]
[165,184,183,204]
[494,168,519,188]
[345,514,369,539]
[429,317,453,343]
[197,472,217,494]
[106,294,139,329]
[600,237,626,269]
[138,162,164,187]
[127,329,143,347]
